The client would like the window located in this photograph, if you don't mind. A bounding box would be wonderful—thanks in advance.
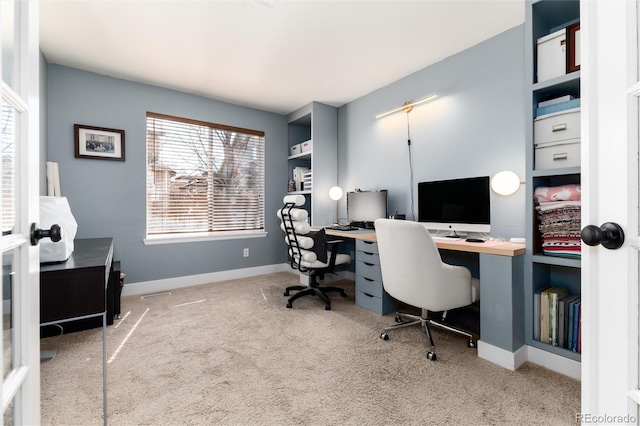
[146,112,265,240]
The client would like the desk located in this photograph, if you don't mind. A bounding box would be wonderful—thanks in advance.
[324,228,526,365]
[40,237,113,426]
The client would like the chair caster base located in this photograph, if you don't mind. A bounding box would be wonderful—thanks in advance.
[286,302,292,309]
[325,305,331,310]
[427,352,437,361]
[380,332,389,340]
[467,339,476,348]
[284,291,290,296]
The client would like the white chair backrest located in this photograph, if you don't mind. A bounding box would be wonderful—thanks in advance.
[279,195,318,266]
[374,218,472,311]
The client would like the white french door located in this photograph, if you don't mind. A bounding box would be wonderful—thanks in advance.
[581,0,640,421]
[0,0,41,424]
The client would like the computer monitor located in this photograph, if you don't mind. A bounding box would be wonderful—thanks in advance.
[418,176,490,234]
[347,190,388,228]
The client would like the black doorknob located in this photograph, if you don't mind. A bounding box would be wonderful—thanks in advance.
[30,223,62,246]
[581,222,625,250]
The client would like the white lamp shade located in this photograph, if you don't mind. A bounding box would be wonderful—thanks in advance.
[491,171,521,196]
[329,186,343,201]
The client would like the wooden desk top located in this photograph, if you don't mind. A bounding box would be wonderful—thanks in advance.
[322,227,525,257]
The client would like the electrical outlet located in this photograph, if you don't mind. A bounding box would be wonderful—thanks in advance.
[243,248,249,257]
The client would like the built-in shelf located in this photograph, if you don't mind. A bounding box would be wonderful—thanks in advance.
[287,152,311,161]
[525,0,582,369]
[532,254,581,268]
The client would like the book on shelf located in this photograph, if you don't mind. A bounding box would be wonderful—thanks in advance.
[539,287,553,344]
[533,292,541,341]
[292,167,310,192]
[572,299,581,352]
[538,94,575,108]
[549,287,569,345]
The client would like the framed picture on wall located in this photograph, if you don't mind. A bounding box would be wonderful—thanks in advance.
[74,124,125,161]
[567,22,580,73]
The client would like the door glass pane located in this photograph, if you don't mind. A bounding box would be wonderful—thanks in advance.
[1,0,16,90]
[2,251,14,380]
[1,99,16,235]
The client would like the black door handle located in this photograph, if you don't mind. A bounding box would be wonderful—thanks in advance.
[581,222,625,250]
[30,223,62,246]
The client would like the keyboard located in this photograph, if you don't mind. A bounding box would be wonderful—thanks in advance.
[326,225,358,231]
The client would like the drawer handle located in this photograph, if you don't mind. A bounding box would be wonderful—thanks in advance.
[363,252,374,255]
[552,123,567,132]
[553,153,568,161]
[363,241,374,245]
[363,292,374,298]
[364,262,374,266]
[364,277,374,282]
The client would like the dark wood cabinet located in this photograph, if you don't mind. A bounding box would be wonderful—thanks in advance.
[40,238,117,332]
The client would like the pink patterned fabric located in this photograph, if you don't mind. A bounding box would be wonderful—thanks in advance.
[534,184,582,259]
[534,184,581,202]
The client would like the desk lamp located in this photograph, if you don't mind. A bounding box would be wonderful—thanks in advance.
[329,186,343,225]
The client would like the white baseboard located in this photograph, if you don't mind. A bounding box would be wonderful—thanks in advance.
[122,264,290,297]
[525,345,581,381]
[478,340,527,371]
[478,341,581,381]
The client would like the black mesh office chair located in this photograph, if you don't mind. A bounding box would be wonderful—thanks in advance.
[278,195,351,310]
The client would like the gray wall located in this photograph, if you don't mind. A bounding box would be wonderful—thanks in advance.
[44,24,525,285]
[337,25,526,238]
[46,65,288,284]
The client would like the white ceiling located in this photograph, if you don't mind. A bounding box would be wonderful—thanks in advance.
[39,0,525,115]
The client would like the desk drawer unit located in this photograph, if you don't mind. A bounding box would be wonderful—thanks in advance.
[354,240,403,315]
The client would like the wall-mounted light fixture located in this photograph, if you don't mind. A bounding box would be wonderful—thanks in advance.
[328,186,344,225]
[375,94,438,119]
[491,171,523,196]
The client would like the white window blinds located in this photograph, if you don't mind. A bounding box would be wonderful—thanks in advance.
[146,112,265,236]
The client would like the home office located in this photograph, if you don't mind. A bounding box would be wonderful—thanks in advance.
[26,0,622,424]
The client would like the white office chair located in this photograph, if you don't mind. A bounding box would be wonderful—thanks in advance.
[278,195,351,310]
[374,218,479,360]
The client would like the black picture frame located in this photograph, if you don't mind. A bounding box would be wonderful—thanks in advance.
[74,124,125,161]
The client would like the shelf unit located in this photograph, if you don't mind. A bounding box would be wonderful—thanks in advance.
[524,0,581,363]
[286,102,338,226]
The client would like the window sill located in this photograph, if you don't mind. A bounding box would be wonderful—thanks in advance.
[143,230,268,245]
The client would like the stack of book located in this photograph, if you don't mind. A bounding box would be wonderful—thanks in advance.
[534,287,581,353]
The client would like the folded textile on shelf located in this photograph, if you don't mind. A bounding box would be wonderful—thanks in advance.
[534,184,581,203]
[535,187,581,258]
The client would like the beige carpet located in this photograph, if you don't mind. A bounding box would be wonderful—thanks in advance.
[40,272,580,425]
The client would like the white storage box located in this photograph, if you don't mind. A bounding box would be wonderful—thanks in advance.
[534,107,581,169]
[537,28,566,82]
[290,143,301,156]
[301,140,312,153]
[535,138,581,169]
[534,107,580,144]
